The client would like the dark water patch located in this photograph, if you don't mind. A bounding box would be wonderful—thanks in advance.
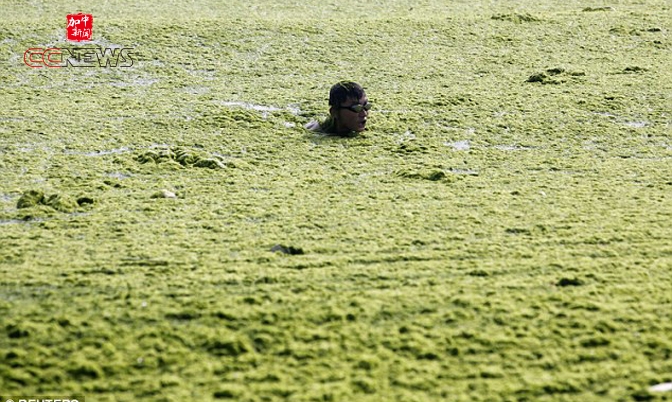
[556,277,584,287]
[491,12,541,23]
[279,260,334,270]
[213,386,244,399]
[67,361,103,380]
[76,196,95,206]
[103,179,125,188]
[505,227,532,235]
[270,244,304,255]
[119,258,171,267]
[165,310,202,321]
[579,335,611,348]
[6,323,31,338]
[582,6,614,12]
[73,267,121,276]
[394,140,428,154]
[212,311,238,321]
[631,389,657,401]
[526,72,558,84]
[621,66,648,74]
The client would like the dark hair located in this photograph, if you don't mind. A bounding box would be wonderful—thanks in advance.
[329,81,365,107]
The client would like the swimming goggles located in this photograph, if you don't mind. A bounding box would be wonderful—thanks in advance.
[338,102,371,113]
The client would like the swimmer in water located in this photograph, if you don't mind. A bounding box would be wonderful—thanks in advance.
[305,81,370,136]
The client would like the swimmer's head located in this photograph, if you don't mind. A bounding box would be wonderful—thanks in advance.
[328,81,369,134]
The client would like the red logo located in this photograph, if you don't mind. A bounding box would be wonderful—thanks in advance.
[66,13,93,42]
[24,48,63,68]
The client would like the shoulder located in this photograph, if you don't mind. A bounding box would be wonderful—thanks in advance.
[305,120,335,135]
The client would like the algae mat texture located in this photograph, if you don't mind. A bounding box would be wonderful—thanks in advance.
[1,0,671,401]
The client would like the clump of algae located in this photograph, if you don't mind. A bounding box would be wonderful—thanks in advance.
[136,147,228,169]
[16,190,45,209]
[526,67,585,84]
[394,168,450,182]
[16,190,77,213]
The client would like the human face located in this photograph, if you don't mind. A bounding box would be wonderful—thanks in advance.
[334,96,369,134]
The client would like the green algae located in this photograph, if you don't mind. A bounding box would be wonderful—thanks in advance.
[393,167,451,182]
[526,67,588,85]
[136,147,242,170]
[1,0,671,401]
[15,190,46,209]
[16,189,78,213]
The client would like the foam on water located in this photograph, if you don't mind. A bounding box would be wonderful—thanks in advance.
[622,121,648,128]
[445,140,471,151]
[218,101,301,115]
[649,382,672,392]
[64,147,132,157]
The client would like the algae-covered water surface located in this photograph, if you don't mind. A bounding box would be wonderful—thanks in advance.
[1,0,671,401]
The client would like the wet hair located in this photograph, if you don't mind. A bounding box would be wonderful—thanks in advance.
[328,81,365,107]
